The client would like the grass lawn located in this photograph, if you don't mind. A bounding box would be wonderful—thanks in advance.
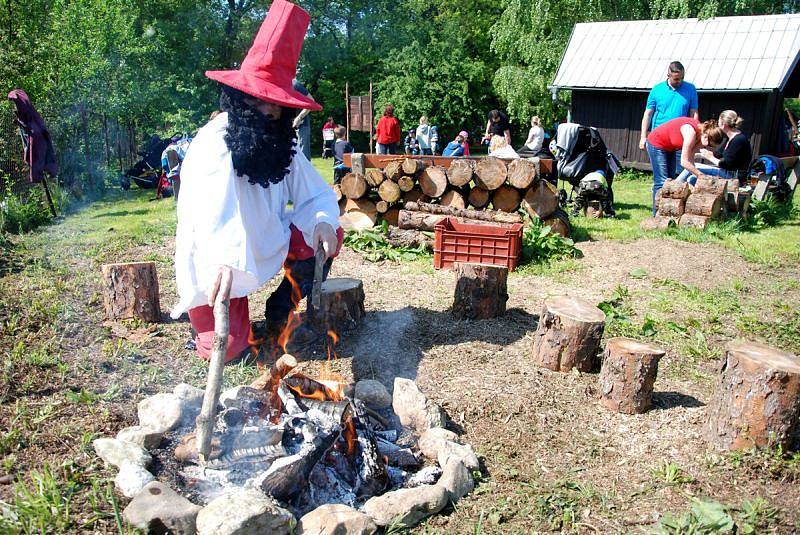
[1,170,799,533]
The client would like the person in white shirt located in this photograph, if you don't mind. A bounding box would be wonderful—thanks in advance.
[172,0,341,363]
[416,116,433,155]
[518,116,544,156]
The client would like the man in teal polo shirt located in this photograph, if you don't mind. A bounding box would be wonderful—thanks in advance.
[638,61,699,150]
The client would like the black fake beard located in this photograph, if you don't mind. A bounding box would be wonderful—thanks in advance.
[219,86,298,188]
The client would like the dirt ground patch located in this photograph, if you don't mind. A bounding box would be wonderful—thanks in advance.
[1,207,799,533]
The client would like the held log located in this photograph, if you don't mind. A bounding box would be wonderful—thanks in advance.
[693,176,728,197]
[531,296,606,373]
[452,262,508,320]
[598,338,665,414]
[101,262,161,322]
[660,179,690,199]
[309,278,366,334]
[704,341,800,451]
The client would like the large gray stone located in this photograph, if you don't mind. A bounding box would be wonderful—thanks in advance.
[174,383,204,406]
[392,378,446,432]
[437,440,480,472]
[137,393,183,433]
[116,425,163,450]
[123,481,201,535]
[354,379,392,409]
[296,504,378,535]
[405,466,442,488]
[196,489,294,535]
[417,428,459,460]
[438,458,474,501]
[362,484,448,527]
[93,438,151,469]
[114,461,155,498]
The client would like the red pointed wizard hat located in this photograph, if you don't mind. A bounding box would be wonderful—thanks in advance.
[205,0,321,110]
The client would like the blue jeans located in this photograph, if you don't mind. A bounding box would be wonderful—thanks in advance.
[377,143,397,155]
[646,141,682,215]
[675,164,736,185]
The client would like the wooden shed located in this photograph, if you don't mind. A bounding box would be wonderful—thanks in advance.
[551,14,800,169]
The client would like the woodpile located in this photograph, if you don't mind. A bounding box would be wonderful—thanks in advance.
[398,201,523,232]
[641,177,728,231]
[335,156,557,229]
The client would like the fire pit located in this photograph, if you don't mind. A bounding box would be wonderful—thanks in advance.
[93,362,478,534]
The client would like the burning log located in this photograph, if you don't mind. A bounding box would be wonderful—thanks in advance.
[448,159,474,187]
[506,159,537,189]
[286,375,342,401]
[521,180,558,220]
[704,341,800,451]
[101,262,161,322]
[341,173,368,199]
[419,166,449,198]
[474,157,507,190]
[351,400,389,497]
[531,296,606,373]
[251,354,298,390]
[309,278,366,334]
[452,262,508,320]
[598,338,665,414]
[297,398,353,423]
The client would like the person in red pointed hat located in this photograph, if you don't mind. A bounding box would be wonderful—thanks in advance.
[172,0,342,363]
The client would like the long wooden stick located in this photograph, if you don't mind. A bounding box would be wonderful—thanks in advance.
[195,269,232,463]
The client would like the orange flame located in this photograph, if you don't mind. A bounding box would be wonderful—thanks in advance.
[344,417,357,456]
[276,263,304,354]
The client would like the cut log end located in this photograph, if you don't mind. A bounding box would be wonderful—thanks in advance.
[474,157,507,190]
[341,173,368,199]
[419,166,449,198]
[492,185,522,213]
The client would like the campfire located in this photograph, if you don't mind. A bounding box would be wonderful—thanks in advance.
[172,349,395,514]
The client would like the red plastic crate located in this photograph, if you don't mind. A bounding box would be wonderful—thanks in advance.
[433,217,524,271]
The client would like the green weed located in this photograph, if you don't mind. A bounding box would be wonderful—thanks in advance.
[727,445,800,483]
[344,221,431,262]
[528,478,607,531]
[520,219,580,264]
[653,497,778,535]
[651,462,695,487]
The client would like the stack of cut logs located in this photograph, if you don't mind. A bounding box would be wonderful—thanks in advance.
[335,157,565,235]
[642,177,732,231]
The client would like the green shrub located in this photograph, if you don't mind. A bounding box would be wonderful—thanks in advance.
[521,219,580,264]
[1,184,52,234]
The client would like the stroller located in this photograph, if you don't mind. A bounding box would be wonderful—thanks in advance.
[747,155,795,203]
[120,135,172,191]
[553,123,619,217]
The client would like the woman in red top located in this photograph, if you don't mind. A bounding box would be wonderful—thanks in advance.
[375,105,401,154]
[645,116,722,214]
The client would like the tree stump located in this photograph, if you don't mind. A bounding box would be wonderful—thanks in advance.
[468,187,490,209]
[522,180,559,220]
[531,296,606,372]
[474,157,507,190]
[341,172,367,199]
[598,338,665,414]
[704,341,800,451]
[452,263,508,320]
[101,262,161,322]
[506,159,537,189]
[419,166,449,198]
[448,159,474,187]
[309,278,366,333]
[491,185,522,213]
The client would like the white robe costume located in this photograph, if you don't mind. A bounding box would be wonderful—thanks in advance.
[171,112,339,318]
